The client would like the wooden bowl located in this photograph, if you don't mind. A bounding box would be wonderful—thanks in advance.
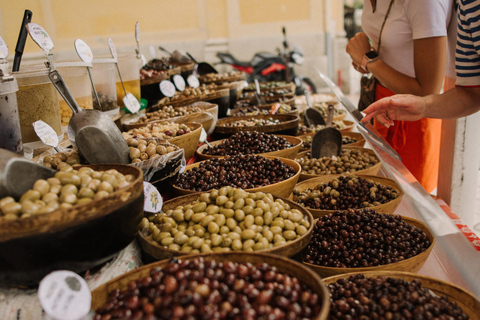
[173,156,302,198]
[299,131,366,151]
[296,147,382,182]
[303,216,435,277]
[292,174,404,218]
[168,123,202,159]
[0,164,144,286]
[122,102,218,133]
[91,251,331,319]
[243,81,296,93]
[297,120,355,136]
[230,104,298,117]
[323,271,480,319]
[139,193,314,260]
[195,134,303,161]
[199,72,247,84]
[235,96,296,110]
[214,114,299,137]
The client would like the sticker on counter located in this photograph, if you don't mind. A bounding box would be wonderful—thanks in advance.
[0,36,7,59]
[27,23,54,53]
[143,181,162,213]
[33,120,59,148]
[74,39,93,63]
[187,75,200,88]
[159,80,176,97]
[173,74,186,91]
[179,156,187,173]
[123,93,141,114]
[108,38,118,60]
[38,270,91,320]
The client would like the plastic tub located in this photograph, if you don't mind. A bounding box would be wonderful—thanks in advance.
[0,73,23,154]
[13,66,62,145]
[91,58,119,116]
[116,53,142,108]
[56,61,94,128]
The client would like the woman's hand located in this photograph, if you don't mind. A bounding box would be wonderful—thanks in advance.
[346,32,372,67]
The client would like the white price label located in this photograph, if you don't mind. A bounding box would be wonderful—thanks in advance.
[200,128,208,143]
[108,38,117,60]
[27,23,54,53]
[179,156,187,173]
[143,181,162,213]
[123,93,141,114]
[159,80,176,97]
[33,120,59,148]
[74,39,93,63]
[0,36,7,59]
[173,74,186,91]
[187,74,200,88]
[38,270,91,320]
[149,45,156,59]
[135,21,140,43]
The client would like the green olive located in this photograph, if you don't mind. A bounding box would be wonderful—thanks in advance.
[78,187,95,199]
[33,179,50,196]
[19,190,41,204]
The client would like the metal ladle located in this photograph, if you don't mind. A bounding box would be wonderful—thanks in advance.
[310,104,342,158]
[304,89,325,127]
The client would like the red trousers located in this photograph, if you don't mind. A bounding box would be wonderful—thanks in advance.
[374,84,441,193]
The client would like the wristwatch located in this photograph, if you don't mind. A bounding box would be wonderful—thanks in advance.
[361,50,379,72]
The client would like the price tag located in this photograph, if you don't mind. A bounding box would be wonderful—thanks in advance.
[143,181,162,213]
[200,128,208,144]
[33,120,59,148]
[149,45,156,59]
[0,36,7,59]
[187,74,200,88]
[123,93,141,114]
[74,39,93,63]
[38,270,91,320]
[173,74,186,91]
[135,22,140,43]
[27,23,54,53]
[159,80,176,97]
[108,38,117,60]
[179,156,187,173]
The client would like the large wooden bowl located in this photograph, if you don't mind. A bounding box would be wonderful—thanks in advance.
[0,164,144,285]
[303,216,435,277]
[91,252,330,319]
[122,101,218,134]
[292,174,404,218]
[296,147,382,182]
[243,81,296,93]
[214,114,299,137]
[299,131,366,151]
[235,95,296,109]
[168,123,202,159]
[139,193,314,260]
[173,156,302,198]
[199,72,247,84]
[196,134,303,161]
[323,271,480,319]
[297,120,355,136]
[230,104,298,117]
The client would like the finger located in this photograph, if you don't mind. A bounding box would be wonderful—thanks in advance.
[375,113,394,128]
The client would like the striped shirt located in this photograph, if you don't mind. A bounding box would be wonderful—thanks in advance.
[456,0,480,85]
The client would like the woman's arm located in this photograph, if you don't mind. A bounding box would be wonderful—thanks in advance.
[346,33,447,96]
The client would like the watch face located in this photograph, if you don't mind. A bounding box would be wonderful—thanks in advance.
[365,51,379,60]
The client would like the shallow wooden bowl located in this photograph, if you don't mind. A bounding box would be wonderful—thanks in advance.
[214,114,299,137]
[173,156,302,198]
[91,251,330,319]
[199,72,247,85]
[122,102,218,133]
[0,164,144,286]
[303,216,434,277]
[168,123,202,159]
[299,131,366,151]
[195,134,303,161]
[323,271,480,319]
[292,174,404,218]
[243,81,296,94]
[296,147,382,182]
[139,193,314,260]
[230,104,298,117]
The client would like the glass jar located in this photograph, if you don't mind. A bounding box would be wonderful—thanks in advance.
[0,72,23,154]
[116,53,142,107]
[91,58,119,116]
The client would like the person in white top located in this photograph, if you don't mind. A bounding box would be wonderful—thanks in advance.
[346,0,456,193]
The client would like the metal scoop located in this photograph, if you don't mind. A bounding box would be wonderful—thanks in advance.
[311,104,342,158]
[254,79,267,105]
[304,89,325,127]
[0,148,55,199]
[49,70,130,164]
[186,52,218,76]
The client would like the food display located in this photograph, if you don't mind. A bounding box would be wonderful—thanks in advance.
[176,155,297,192]
[223,117,283,128]
[0,165,134,220]
[235,95,294,109]
[302,134,357,150]
[304,209,431,268]
[244,81,292,91]
[299,102,346,120]
[141,187,311,254]
[231,103,294,117]
[126,138,179,163]
[202,131,293,156]
[92,92,118,112]
[297,120,353,135]
[293,175,400,211]
[122,122,192,140]
[140,58,175,80]
[93,255,324,320]
[327,274,468,319]
[199,71,246,83]
[296,149,380,175]
[132,105,204,124]
[240,88,293,99]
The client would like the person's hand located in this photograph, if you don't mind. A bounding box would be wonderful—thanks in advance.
[352,62,369,74]
[346,32,372,67]
[362,94,428,127]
